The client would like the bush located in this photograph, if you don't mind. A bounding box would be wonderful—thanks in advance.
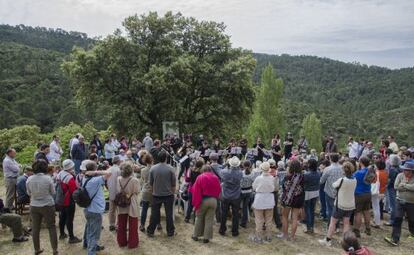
[0,125,44,158]
[0,122,112,164]
[15,144,37,165]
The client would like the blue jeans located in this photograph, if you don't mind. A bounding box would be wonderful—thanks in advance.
[83,210,102,255]
[388,187,397,224]
[304,197,317,230]
[74,159,82,175]
[140,200,150,227]
[319,184,327,219]
[325,195,335,221]
[240,192,251,226]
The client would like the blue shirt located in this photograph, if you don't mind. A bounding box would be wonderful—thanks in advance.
[83,176,105,214]
[353,167,371,195]
[16,175,29,201]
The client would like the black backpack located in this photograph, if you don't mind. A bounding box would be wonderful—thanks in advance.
[72,177,99,208]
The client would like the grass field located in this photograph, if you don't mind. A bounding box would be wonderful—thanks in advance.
[1,177,413,255]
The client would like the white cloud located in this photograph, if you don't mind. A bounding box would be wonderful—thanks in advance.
[0,0,413,68]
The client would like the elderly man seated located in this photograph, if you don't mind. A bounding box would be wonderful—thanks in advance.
[0,198,29,242]
[16,166,33,204]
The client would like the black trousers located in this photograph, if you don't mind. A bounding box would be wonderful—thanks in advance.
[147,195,175,235]
[185,192,194,220]
[220,198,241,235]
[59,203,76,238]
[392,200,414,243]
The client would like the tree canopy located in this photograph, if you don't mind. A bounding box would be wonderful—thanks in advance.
[247,64,285,143]
[63,12,256,137]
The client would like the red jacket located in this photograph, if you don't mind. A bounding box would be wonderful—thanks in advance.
[191,172,221,211]
[58,171,77,207]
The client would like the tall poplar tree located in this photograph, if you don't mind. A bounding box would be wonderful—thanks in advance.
[247,63,285,144]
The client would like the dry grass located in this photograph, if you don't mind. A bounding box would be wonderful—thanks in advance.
[1,177,413,255]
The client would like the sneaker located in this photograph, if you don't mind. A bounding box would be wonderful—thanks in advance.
[139,225,145,232]
[68,236,82,244]
[304,228,314,234]
[202,239,209,244]
[318,238,332,247]
[12,236,29,242]
[59,233,68,240]
[232,232,239,237]
[276,233,287,240]
[184,218,190,223]
[218,231,226,236]
[95,245,105,252]
[109,226,116,232]
[384,237,398,246]
[167,232,177,237]
[249,235,263,244]
[157,224,163,231]
[384,222,392,226]
[365,228,371,236]
[192,236,199,241]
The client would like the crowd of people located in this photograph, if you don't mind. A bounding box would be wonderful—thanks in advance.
[1,132,414,255]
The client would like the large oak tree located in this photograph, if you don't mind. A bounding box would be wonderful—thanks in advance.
[63,12,256,136]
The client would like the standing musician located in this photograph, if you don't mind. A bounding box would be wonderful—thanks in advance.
[252,137,265,161]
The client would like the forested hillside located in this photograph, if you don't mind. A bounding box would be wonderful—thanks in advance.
[0,24,413,144]
[254,53,414,144]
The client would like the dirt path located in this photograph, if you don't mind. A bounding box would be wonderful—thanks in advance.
[1,178,413,255]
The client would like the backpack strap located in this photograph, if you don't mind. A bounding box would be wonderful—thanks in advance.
[335,178,344,209]
[119,177,133,192]
[84,177,101,202]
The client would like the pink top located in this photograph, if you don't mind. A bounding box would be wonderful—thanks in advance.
[343,247,373,255]
[191,172,221,212]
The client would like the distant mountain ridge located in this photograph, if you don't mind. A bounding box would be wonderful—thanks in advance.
[1,24,413,144]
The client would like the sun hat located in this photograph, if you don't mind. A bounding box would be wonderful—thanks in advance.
[401,161,414,171]
[268,159,276,167]
[80,160,93,171]
[62,159,75,171]
[260,162,270,172]
[229,156,241,168]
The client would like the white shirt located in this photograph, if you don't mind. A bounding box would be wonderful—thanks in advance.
[111,139,121,151]
[69,137,79,156]
[107,165,121,201]
[2,155,20,178]
[49,140,63,161]
[389,142,399,153]
[252,173,276,210]
[333,176,357,211]
[348,141,360,159]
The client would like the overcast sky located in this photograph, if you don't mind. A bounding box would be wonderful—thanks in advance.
[1,0,413,68]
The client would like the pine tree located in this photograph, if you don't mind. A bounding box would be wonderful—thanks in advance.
[247,63,285,145]
[300,113,323,152]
